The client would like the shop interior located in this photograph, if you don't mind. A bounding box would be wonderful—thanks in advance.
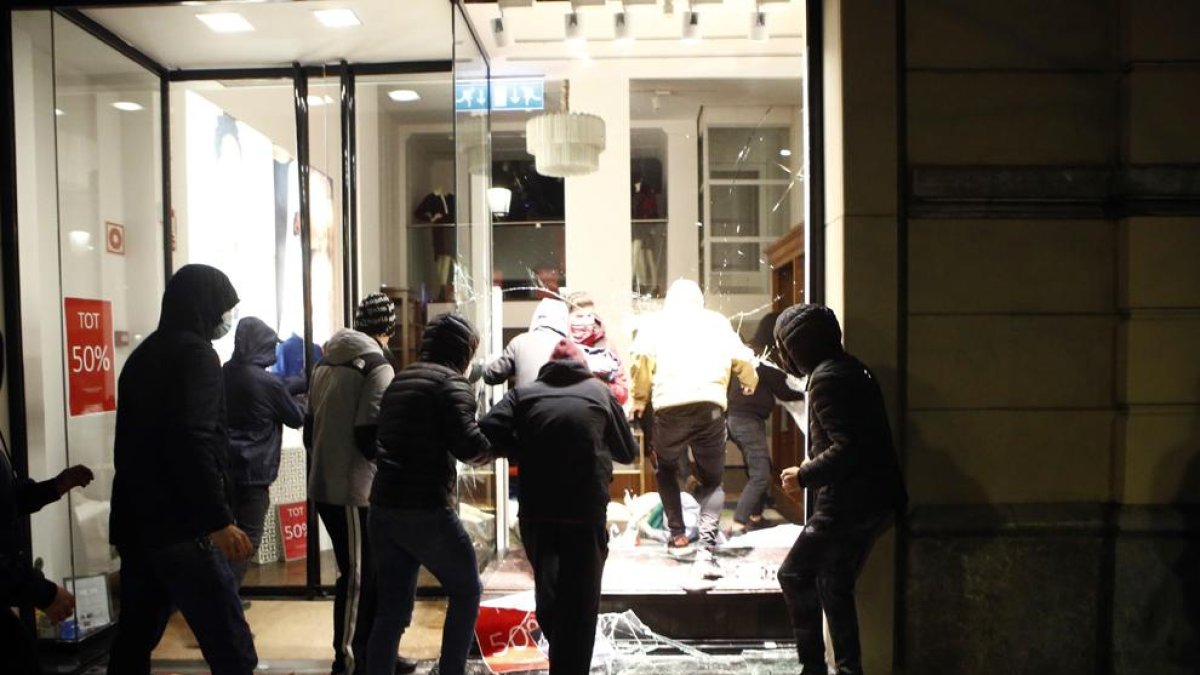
[7,0,809,660]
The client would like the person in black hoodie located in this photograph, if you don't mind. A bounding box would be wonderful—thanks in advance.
[772,304,907,675]
[480,339,638,675]
[367,313,493,675]
[107,264,257,675]
[223,316,305,584]
[1,328,94,674]
[727,312,805,536]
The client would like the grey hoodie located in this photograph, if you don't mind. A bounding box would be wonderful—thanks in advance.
[483,298,569,389]
[307,328,394,506]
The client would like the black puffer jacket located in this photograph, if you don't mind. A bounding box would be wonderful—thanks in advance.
[110,264,240,548]
[480,358,638,525]
[775,304,907,528]
[372,313,492,510]
[1,447,59,609]
[224,317,305,486]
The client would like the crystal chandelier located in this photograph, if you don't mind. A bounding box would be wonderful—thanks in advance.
[525,82,606,177]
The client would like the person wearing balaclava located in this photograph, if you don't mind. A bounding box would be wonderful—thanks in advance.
[629,279,758,582]
[367,313,493,675]
[107,264,257,675]
[772,304,907,675]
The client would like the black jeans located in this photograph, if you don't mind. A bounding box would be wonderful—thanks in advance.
[316,502,376,675]
[728,413,771,525]
[520,520,608,675]
[653,402,726,547]
[229,483,270,584]
[1,607,41,675]
[777,512,891,675]
[107,540,257,675]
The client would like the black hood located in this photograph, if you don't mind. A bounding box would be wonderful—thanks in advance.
[230,316,279,367]
[536,357,594,386]
[158,264,239,338]
[751,311,780,355]
[419,312,479,373]
[774,303,844,376]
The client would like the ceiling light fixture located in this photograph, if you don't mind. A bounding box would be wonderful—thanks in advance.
[55,108,64,116]
[491,16,511,48]
[564,12,584,43]
[388,89,421,103]
[196,12,254,34]
[306,95,334,107]
[112,101,144,112]
[681,11,701,43]
[750,10,768,41]
[313,9,361,28]
[614,11,633,43]
[779,148,792,157]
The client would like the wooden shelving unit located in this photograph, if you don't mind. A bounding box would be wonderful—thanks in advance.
[765,225,805,523]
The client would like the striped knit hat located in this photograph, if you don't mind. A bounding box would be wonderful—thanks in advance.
[354,293,396,337]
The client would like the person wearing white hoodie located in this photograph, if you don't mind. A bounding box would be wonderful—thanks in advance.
[630,280,758,568]
[482,297,570,389]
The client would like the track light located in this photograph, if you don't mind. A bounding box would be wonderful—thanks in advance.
[492,16,510,47]
[565,12,584,43]
[681,11,700,43]
[750,10,768,41]
[614,11,632,43]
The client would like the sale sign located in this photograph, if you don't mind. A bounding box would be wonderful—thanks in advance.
[278,502,308,561]
[64,298,116,417]
[474,593,548,674]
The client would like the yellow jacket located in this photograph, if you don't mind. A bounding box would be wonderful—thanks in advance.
[630,280,758,411]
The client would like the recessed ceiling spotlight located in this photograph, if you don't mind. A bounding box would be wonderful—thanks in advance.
[196,13,254,34]
[565,12,584,43]
[750,10,768,41]
[779,148,792,157]
[112,101,144,112]
[55,108,64,116]
[313,9,361,28]
[306,95,335,107]
[614,11,633,43]
[681,11,701,43]
[492,16,510,48]
[388,89,421,103]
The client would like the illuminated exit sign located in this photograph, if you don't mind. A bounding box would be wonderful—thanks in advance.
[455,78,545,113]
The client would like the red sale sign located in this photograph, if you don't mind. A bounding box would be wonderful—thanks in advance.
[64,298,116,417]
[278,502,308,561]
[474,603,548,673]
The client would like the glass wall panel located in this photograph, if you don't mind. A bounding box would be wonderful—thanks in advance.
[11,10,163,639]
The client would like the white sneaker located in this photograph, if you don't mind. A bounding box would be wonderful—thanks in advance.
[692,549,724,580]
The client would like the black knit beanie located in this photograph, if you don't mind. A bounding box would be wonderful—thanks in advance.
[354,293,396,337]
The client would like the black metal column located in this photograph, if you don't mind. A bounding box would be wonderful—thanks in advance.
[294,64,320,595]
[339,60,359,319]
[161,76,172,275]
[804,0,825,306]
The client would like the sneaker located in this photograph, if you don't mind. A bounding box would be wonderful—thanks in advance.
[394,656,419,674]
[666,534,694,558]
[693,549,724,580]
[729,522,748,538]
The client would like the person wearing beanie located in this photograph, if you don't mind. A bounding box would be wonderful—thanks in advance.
[772,303,907,675]
[306,294,415,675]
[629,279,758,573]
[354,292,399,370]
[368,313,492,675]
[480,339,637,675]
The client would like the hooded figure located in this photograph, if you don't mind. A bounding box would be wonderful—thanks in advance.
[368,313,492,675]
[480,339,637,674]
[483,298,569,389]
[222,317,305,585]
[305,322,403,675]
[628,279,759,562]
[771,303,907,675]
[107,264,258,675]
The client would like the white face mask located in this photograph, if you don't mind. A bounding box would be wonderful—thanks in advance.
[211,310,234,340]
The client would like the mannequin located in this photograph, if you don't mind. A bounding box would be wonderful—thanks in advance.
[414,187,456,301]
[631,174,660,295]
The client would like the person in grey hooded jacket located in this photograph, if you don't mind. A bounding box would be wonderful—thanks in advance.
[483,297,569,389]
[306,325,414,675]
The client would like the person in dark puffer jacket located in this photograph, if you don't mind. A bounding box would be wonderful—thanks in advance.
[480,339,637,675]
[222,316,305,584]
[367,313,493,675]
[772,303,907,675]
